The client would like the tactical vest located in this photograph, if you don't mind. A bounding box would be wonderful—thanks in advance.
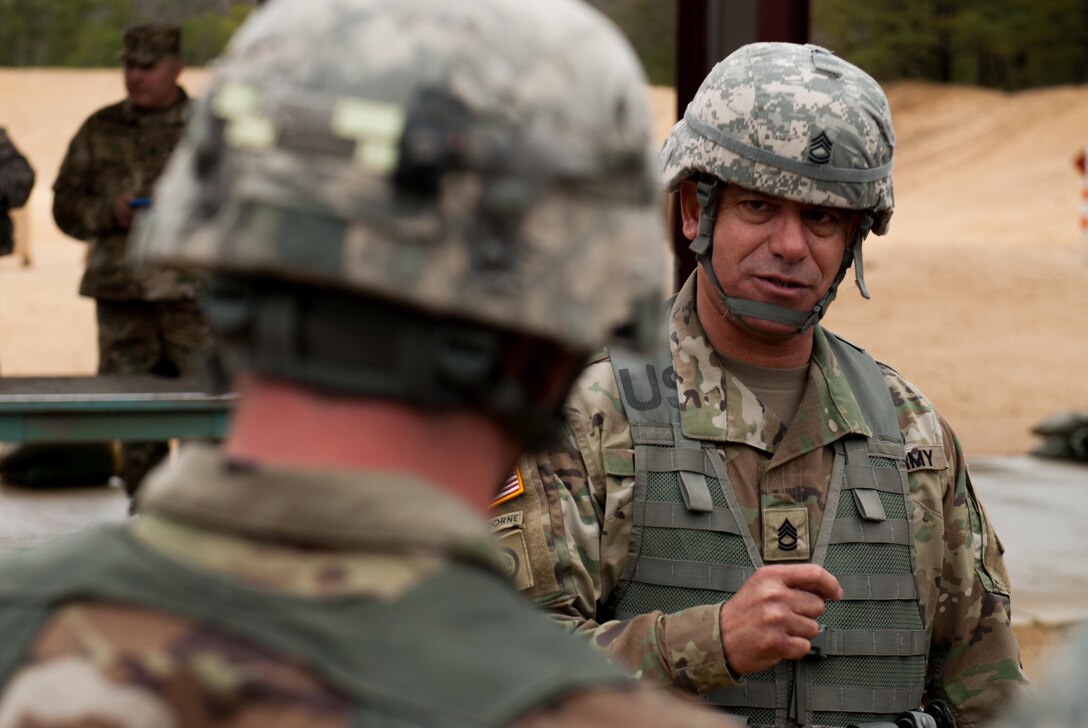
[606,330,926,728]
[0,527,631,727]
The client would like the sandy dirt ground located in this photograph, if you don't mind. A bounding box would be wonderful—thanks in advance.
[3,70,1088,679]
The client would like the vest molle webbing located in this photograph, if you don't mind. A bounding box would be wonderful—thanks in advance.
[605,330,926,728]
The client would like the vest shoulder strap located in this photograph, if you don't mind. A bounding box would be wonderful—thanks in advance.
[608,336,678,431]
[821,329,901,442]
[0,527,630,727]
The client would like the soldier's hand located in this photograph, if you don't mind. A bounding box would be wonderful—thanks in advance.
[112,194,136,231]
[718,564,842,675]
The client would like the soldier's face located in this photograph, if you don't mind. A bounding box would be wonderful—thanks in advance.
[682,182,853,339]
[124,56,183,110]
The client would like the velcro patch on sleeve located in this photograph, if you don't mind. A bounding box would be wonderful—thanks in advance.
[602,448,635,477]
[491,467,525,506]
[495,529,534,591]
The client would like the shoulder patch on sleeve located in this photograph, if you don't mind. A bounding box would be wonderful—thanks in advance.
[491,467,525,506]
[495,530,534,591]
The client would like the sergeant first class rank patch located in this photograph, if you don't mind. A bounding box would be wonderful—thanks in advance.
[762,506,811,562]
[491,467,525,506]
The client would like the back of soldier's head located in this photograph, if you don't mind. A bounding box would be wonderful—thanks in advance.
[135,0,667,444]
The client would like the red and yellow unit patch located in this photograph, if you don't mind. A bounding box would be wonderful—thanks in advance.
[492,467,525,506]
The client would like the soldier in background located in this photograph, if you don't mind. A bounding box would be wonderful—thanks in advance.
[52,22,213,494]
[0,128,34,372]
[492,42,1032,727]
[0,1,735,725]
[0,127,34,265]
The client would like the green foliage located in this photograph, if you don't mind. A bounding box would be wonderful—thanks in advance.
[3,0,1084,90]
[180,5,252,66]
[0,0,254,67]
[812,0,1088,89]
[586,0,675,85]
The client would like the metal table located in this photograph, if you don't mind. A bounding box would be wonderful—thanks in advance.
[0,375,235,443]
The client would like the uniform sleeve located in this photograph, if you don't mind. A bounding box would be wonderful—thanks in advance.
[925,420,1035,727]
[51,120,116,241]
[0,130,34,209]
[493,363,739,695]
[987,626,1088,728]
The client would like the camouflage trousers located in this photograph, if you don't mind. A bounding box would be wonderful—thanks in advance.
[96,299,215,496]
[96,299,214,378]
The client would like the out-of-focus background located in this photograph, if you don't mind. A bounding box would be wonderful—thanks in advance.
[1,0,1087,679]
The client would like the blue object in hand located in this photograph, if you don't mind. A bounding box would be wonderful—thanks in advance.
[128,197,152,209]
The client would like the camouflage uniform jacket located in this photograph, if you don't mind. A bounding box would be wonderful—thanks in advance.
[52,90,203,301]
[0,127,34,257]
[988,625,1088,728]
[495,274,1032,727]
[0,445,733,728]
[0,128,34,211]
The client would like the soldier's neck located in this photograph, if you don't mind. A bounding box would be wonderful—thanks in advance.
[224,373,520,513]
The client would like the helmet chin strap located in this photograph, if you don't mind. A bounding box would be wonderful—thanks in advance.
[688,178,873,334]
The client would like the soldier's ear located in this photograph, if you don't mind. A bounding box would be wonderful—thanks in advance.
[678,181,701,242]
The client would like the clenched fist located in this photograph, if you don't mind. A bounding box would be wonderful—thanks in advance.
[719,564,842,675]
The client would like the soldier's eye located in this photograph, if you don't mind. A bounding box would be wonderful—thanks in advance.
[804,208,843,235]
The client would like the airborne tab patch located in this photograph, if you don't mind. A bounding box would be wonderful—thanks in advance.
[489,511,523,532]
[491,467,525,506]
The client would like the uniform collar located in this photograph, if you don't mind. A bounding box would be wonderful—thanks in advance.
[671,274,871,459]
[122,85,190,124]
[137,444,505,573]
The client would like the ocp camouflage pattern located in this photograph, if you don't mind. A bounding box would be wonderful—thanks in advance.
[0,128,35,210]
[659,43,895,235]
[494,275,1033,726]
[53,92,204,301]
[989,625,1088,728]
[135,0,669,353]
[0,446,736,728]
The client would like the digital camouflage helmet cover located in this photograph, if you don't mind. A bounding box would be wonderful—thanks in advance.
[659,42,895,331]
[134,0,667,441]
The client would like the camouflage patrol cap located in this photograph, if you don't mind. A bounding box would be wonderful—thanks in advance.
[136,0,666,354]
[120,22,181,65]
[660,42,895,235]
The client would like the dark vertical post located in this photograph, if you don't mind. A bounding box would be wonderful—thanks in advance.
[670,0,810,290]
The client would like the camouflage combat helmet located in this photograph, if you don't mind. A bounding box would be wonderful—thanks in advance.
[134,0,666,441]
[659,42,895,331]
